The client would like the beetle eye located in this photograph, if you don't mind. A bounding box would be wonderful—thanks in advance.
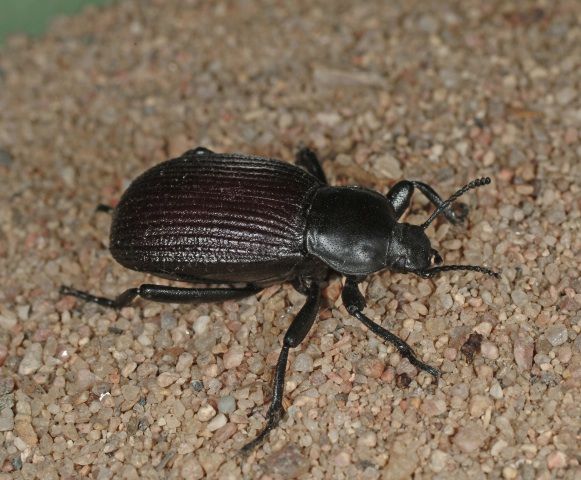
[431,249,443,265]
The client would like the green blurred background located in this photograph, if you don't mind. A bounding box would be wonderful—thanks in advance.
[0,0,112,44]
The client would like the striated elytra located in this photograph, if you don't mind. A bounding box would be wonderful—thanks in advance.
[61,146,499,452]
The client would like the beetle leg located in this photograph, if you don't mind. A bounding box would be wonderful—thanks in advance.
[60,284,261,309]
[341,277,440,378]
[295,146,327,184]
[241,281,321,453]
[95,204,114,214]
[386,180,468,224]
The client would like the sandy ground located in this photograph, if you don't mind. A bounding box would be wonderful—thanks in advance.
[0,0,579,478]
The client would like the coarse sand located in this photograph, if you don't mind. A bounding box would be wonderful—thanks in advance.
[0,0,579,478]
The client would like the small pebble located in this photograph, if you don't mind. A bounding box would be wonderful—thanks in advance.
[212,422,237,443]
[511,289,528,307]
[481,341,499,360]
[180,458,204,480]
[453,423,487,453]
[502,466,518,479]
[193,315,211,335]
[514,330,534,370]
[489,381,503,399]
[421,398,447,417]
[18,343,42,375]
[556,87,576,105]
[207,413,227,432]
[0,410,14,431]
[14,418,38,446]
[430,450,450,473]
[546,451,567,469]
[384,442,418,479]
[197,404,216,422]
[121,384,140,402]
[357,431,377,448]
[545,324,568,347]
[544,263,560,285]
[293,352,314,372]
[217,395,236,414]
[222,346,244,369]
[157,372,180,388]
[264,444,309,478]
[176,352,194,372]
[334,451,351,467]
[469,395,491,417]
[372,153,402,178]
[0,148,13,167]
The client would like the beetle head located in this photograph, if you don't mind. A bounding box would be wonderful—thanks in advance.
[387,223,442,273]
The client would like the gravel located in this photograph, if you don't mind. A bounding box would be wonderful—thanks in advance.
[0,0,579,478]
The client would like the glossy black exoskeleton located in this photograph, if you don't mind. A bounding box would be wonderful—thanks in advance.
[61,146,499,452]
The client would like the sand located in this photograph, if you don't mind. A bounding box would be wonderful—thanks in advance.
[0,0,579,478]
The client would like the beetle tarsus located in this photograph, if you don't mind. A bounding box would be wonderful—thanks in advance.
[240,404,285,455]
[60,285,138,308]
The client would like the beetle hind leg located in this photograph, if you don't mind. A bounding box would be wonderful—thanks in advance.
[241,281,321,454]
[60,283,261,309]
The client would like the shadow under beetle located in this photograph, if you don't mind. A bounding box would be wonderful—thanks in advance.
[61,146,499,452]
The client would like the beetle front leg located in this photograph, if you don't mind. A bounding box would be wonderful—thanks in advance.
[295,146,327,184]
[386,180,468,224]
[241,281,321,453]
[60,284,261,309]
[342,277,440,378]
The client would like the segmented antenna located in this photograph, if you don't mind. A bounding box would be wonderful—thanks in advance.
[419,264,500,279]
[421,177,491,229]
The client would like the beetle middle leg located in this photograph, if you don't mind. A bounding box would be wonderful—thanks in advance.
[60,284,261,309]
[386,180,468,224]
[241,280,321,453]
[295,146,327,184]
[341,277,440,378]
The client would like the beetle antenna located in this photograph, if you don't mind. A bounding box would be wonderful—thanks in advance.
[421,177,491,229]
[419,264,500,279]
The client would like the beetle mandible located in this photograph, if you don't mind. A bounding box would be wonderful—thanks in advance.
[61,146,499,452]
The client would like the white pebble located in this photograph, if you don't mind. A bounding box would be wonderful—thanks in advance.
[217,395,236,414]
[223,346,244,369]
[193,315,211,335]
[18,343,42,375]
[490,381,503,399]
[197,404,216,422]
[293,353,314,372]
[207,413,227,432]
[481,341,499,360]
[545,325,568,347]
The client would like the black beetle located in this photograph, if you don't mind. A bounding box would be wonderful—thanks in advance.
[61,146,498,451]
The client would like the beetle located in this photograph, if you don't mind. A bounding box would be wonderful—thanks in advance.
[61,146,499,452]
